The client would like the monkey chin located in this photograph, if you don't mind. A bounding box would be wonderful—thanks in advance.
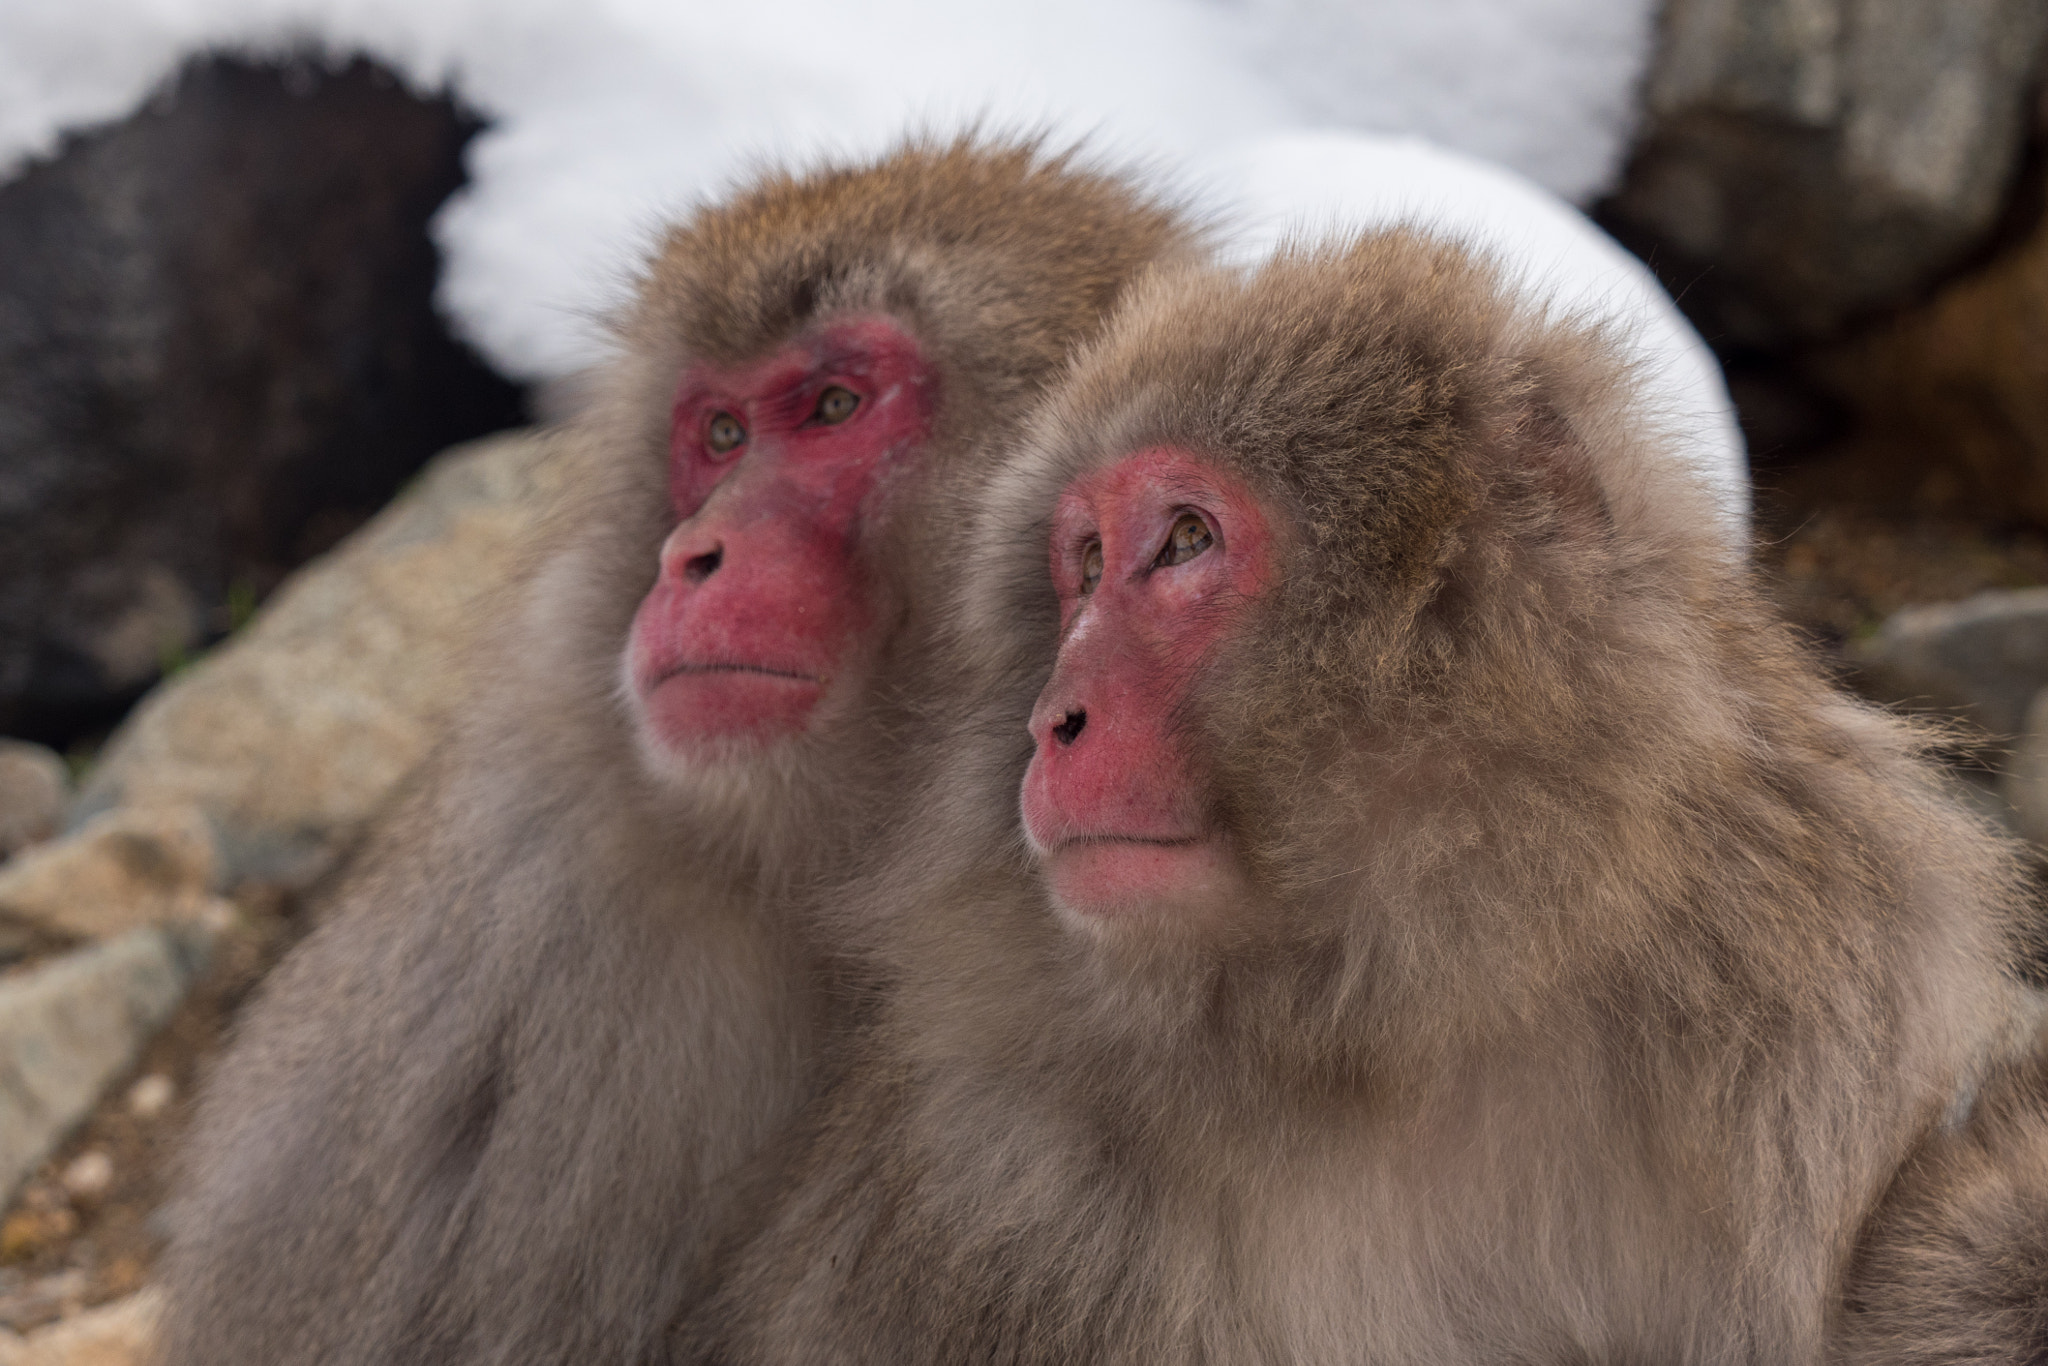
[1039,837,1248,938]
[619,661,865,869]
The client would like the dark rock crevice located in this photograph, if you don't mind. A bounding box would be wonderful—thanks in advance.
[0,51,528,748]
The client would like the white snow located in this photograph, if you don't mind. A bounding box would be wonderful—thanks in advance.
[0,0,1663,381]
[0,0,1747,526]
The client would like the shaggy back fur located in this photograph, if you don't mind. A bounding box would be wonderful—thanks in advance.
[1832,1031,2048,1363]
[153,138,1196,1366]
[676,234,2036,1365]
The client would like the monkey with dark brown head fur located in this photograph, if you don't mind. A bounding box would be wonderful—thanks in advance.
[674,232,2036,1364]
[153,139,1196,1366]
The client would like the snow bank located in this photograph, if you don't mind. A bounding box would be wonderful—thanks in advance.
[0,0,1662,380]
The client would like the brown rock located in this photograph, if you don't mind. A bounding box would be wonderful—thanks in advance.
[0,1211,75,1266]
[0,747,67,860]
[0,1289,160,1366]
[1847,586,2048,737]
[0,808,216,943]
[0,52,526,743]
[2002,687,2048,844]
[0,926,216,1207]
[1814,207,2048,522]
[74,429,570,888]
[1601,0,2048,346]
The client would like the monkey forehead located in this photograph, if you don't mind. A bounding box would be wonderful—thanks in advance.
[1051,446,1277,582]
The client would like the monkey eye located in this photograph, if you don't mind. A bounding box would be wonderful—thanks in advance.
[1079,540,1104,595]
[1153,512,1214,569]
[812,385,861,425]
[706,412,746,454]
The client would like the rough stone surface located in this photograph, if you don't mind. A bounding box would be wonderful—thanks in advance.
[0,52,526,746]
[1849,587,2048,738]
[0,1289,160,1366]
[0,807,216,943]
[0,747,66,860]
[2002,687,2048,844]
[0,928,213,1208]
[1600,0,2048,346]
[76,429,570,888]
[1812,205,2048,522]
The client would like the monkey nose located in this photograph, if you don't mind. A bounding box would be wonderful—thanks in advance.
[682,544,723,584]
[659,523,725,586]
[1027,667,1092,753]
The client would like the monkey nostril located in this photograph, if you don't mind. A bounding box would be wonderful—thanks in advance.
[683,546,723,584]
[1051,709,1086,747]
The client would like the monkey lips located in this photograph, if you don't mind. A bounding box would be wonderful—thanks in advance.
[627,318,934,758]
[1022,448,1273,921]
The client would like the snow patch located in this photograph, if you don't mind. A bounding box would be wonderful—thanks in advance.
[0,0,1662,379]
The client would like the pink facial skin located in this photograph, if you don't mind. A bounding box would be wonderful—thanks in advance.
[626,317,935,759]
[1022,449,1275,921]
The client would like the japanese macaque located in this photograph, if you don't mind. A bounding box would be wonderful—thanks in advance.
[152,139,1195,1366]
[674,233,2037,1364]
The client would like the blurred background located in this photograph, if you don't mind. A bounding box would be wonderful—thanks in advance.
[0,0,2041,1357]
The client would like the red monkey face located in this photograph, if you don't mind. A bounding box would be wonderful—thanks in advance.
[626,317,935,762]
[1022,449,1275,928]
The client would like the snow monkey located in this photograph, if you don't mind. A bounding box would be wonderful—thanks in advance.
[671,233,2038,1365]
[152,139,1197,1366]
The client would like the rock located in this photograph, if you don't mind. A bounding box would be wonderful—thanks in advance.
[1600,0,2048,347]
[0,1289,161,1366]
[0,927,212,1206]
[0,747,66,860]
[0,807,217,942]
[1809,205,2048,523]
[0,1210,78,1265]
[120,1075,170,1120]
[75,429,571,888]
[1849,587,2048,738]
[0,52,526,746]
[55,1152,111,1202]
[2002,687,2048,844]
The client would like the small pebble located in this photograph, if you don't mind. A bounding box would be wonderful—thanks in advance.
[28,1268,85,1303]
[126,1074,174,1119]
[0,1207,76,1262]
[58,1152,112,1200]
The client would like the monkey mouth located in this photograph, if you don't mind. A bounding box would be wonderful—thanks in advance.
[634,660,831,750]
[1037,833,1238,920]
[1046,833,1207,854]
[650,661,825,686]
